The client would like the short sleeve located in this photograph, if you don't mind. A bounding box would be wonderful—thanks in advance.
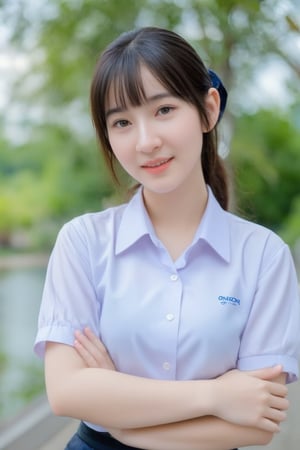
[34,220,100,358]
[237,239,300,383]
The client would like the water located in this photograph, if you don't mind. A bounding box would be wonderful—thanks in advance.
[0,266,46,422]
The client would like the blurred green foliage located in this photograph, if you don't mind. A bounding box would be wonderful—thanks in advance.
[231,108,300,241]
[0,360,44,420]
[0,0,299,250]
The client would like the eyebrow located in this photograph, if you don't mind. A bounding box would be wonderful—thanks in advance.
[105,92,173,119]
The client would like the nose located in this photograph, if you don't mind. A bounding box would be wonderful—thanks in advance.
[135,121,162,153]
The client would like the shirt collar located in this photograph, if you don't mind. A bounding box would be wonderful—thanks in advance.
[116,186,231,262]
[115,187,154,255]
[193,186,231,263]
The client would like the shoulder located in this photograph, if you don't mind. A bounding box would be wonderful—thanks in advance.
[225,211,290,266]
[205,187,288,265]
[227,211,284,246]
[56,203,128,250]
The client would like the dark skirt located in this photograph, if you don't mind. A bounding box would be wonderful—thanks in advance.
[65,422,143,449]
[65,421,238,450]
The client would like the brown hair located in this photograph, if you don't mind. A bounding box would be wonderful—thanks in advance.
[90,27,229,209]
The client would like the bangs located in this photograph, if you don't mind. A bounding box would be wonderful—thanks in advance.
[94,27,212,132]
[106,57,148,110]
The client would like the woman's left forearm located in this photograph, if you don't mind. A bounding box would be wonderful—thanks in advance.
[111,373,287,450]
[110,415,274,450]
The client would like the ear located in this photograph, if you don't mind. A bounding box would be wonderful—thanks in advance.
[203,88,220,132]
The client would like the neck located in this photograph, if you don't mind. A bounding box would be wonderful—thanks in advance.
[142,178,208,230]
[142,178,208,261]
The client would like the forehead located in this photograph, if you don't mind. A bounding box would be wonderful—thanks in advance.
[105,65,169,110]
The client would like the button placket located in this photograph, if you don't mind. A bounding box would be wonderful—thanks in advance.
[163,362,171,371]
[158,269,182,378]
[166,313,175,321]
[170,274,178,281]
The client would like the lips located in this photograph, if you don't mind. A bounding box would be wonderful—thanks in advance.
[141,157,173,168]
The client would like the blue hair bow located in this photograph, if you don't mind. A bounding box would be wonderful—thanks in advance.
[208,69,228,122]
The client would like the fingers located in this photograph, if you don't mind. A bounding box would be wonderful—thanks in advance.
[74,337,99,368]
[270,395,289,411]
[215,369,289,431]
[251,401,287,433]
[269,380,288,398]
[254,398,288,432]
[260,417,281,433]
[266,407,287,424]
[84,327,108,354]
[74,328,101,368]
[259,406,287,433]
[74,327,115,370]
[259,387,289,432]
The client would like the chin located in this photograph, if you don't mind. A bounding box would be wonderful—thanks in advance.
[143,183,181,196]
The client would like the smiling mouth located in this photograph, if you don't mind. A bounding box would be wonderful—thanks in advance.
[142,157,173,168]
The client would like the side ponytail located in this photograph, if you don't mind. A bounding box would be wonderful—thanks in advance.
[202,130,229,210]
[203,70,229,210]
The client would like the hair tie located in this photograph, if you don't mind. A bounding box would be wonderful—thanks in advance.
[208,69,227,122]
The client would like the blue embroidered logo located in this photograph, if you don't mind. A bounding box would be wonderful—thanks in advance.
[218,295,240,306]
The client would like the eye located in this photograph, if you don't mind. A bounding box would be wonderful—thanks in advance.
[113,119,129,128]
[157,106,174,116]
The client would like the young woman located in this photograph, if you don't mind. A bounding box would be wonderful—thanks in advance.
[34,27,300,450]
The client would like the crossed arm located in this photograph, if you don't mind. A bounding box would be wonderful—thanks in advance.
[45,327,288,450]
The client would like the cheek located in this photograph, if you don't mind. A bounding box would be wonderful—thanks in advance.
[109,139,134,171]
[187,118,204,146]
[108,135,127,160]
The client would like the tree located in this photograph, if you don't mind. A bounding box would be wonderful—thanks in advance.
[230,109,300,246]
[1,0,299,251]
[0,0,148,246]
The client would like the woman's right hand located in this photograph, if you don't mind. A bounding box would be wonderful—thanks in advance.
[212,365,289,432]
[74,327,116,371]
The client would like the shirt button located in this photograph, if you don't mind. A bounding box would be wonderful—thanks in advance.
[163,362,171,371]
[166,313,175,321]
[170,274,178,281]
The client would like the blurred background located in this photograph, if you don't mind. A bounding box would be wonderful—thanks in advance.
[0,0,299,441]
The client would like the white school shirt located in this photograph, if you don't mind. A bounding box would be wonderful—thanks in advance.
[34,186,300,429]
